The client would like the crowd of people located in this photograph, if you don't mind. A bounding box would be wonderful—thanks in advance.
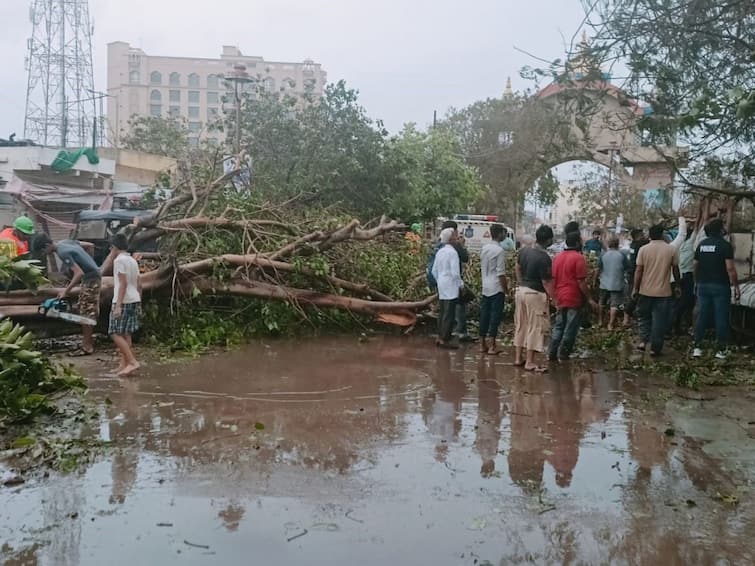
[428,216,741,371]
[0,215,143,376]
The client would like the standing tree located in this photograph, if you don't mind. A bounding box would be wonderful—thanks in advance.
[565,163,647,229]
[441,91,584,222]
[120,115,191,159]
[585,0,755,189]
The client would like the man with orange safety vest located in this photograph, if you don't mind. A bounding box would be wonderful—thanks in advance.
[0,216,35,258]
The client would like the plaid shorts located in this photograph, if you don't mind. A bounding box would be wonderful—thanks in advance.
[78,279,102,320]
[600,289,625,309]
[108,302,142,336]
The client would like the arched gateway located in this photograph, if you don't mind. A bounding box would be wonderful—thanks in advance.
[526,34,688,211]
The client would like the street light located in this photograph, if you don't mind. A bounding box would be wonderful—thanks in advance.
[224,64,253,155]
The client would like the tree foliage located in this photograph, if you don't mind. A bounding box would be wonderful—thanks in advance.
[382,125,483,222]
[238,81,483,220]
[564,163,647,229]
[121,115,191,159]
[128,81,483,222]
[585,0,755,189]
[440,93,582,220]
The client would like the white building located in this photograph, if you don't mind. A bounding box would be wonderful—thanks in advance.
[106,42,327,147]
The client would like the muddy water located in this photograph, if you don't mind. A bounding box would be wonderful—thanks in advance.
[2,337,755,565]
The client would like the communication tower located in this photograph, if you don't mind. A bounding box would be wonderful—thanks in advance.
[23,0,96,148]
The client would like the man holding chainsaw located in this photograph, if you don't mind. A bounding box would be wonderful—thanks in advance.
[34,234,101,356]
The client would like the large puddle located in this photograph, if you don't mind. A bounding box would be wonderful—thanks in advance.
[1,336,754,565]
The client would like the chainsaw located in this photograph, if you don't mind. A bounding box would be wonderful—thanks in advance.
[38,298,97,326]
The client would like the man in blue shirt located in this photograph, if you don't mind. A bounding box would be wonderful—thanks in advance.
[583,229,604,255]
[34,235,101,355]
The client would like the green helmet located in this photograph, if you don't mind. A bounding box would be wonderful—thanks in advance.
[410,223,422,234]
[13,216,35,235]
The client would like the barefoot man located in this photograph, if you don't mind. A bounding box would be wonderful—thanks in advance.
[109,234,142,375]
[514,225,555,372]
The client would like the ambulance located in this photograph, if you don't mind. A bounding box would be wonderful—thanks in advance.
[434,214,515,254]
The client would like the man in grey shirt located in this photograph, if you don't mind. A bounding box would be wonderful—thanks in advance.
[34,235,102,355]
[597,237,628,330]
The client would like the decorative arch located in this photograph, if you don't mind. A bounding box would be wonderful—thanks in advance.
[207,74,220,89]
[150,89,161,102]
[528,80,685,202]
[150,71,162,85]
[188,73,200,88]
[170,72,181,86]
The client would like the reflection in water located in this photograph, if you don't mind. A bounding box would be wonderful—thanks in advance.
[474,359,502,478]
[422,350,468,462]
[1,337,754,565]
[544,374,581,488]
[217,501,246,532]
[508,372,547,490]
[108,380,140,504]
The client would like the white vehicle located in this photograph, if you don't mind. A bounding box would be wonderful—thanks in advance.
[434,215,515,254]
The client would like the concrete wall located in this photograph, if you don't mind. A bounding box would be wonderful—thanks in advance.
[97,147,176,186]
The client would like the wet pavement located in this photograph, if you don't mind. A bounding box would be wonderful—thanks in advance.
[2,336,755,565]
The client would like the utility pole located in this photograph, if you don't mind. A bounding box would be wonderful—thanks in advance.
[24,0,96,147]
[224,64,252,155]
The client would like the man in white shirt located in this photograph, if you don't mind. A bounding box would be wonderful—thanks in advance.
[480,224,509,355]
[432,227,462,349]
[672,220,696,335]
[108,234,142,376]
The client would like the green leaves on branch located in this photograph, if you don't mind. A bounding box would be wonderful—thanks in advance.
[588,0,755,188]
[121,115,192,159]
[0,256,48,292]
[0,319,85,425]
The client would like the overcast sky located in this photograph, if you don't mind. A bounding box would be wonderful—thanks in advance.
[1,0,586,140]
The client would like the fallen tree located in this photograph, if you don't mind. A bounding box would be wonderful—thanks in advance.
[1,155,436,335]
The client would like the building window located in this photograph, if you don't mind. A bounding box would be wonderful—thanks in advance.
[188,73,200,88]
[188,121,202,132]
[150,104,161,117]
[129,70,140,84]
[169,90,181,103]
[169,72,181,86]
[150,71,162,85]
[169,106,180,118]
[188,106,200,118]
[281,77,295,92]
[150,89,162,102]
[263,77,275,92]
[207,91,219,104]
[188,91,200,104]
[207,74,219,89]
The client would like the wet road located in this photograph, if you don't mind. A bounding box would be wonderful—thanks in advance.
[2,336,755,565]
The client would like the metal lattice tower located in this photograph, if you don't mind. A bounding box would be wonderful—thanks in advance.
[24,0,96,148]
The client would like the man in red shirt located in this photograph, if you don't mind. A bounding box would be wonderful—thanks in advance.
[548,231,597,361]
